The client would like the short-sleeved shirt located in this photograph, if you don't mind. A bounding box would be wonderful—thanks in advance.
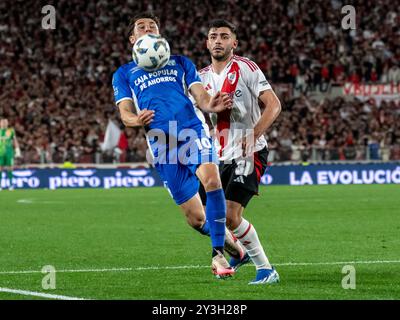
[112,56,217,206]
[112,55,204,136]
[198,55,272,161]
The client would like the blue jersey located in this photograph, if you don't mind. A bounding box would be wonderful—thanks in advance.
[112,55,218,206]
[112,55,203,134]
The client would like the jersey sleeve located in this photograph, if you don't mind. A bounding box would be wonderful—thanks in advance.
[112,67,133,105]
[243,61,272,97]
[254,68,272,95]
[180,56,202,90]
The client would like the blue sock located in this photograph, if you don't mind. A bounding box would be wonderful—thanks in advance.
[206,188,226,253]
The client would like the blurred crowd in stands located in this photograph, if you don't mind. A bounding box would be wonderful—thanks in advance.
[269,96,399,162]
[0,0,399,164]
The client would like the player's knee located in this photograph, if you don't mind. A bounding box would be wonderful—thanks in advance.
[183,208,205,229]
[188,215,205,229]
[203,176,222,192]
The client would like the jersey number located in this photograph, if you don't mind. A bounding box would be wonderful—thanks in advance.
[235,160,253,176]
[195,138,212,150]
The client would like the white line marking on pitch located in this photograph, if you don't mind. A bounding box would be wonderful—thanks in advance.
[0,260,399,275]
[17,199,65,204]
[16,199,34,204]
[0,287,88,300]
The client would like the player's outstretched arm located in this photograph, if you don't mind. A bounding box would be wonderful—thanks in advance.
[13,132,22,158]
[118,100,154,127]
[189,83,232,113]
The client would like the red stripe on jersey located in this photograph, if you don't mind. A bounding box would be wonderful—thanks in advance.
[234,57,255,72]
[234,56,258,71]
[216,61,240,157]
[236,223,252,239]
[233,55,258,72]
[237,55,259,71]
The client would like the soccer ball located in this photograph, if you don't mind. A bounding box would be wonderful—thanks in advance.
[132,34,171,72]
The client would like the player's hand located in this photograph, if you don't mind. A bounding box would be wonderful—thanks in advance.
[209,91,232,113]
[137,109,155,126]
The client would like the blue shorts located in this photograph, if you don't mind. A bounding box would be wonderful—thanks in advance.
[152,126,218,205]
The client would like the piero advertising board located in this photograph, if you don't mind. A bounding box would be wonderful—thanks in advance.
[261,162,400,186]
[2,169,162,190]
[2,163,400,190]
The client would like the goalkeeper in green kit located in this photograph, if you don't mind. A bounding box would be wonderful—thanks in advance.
[0,118,21,191]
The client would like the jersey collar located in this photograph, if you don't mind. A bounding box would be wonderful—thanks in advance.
[211,55,234,75]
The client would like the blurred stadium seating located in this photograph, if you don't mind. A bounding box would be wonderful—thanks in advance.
[0,0,398,164]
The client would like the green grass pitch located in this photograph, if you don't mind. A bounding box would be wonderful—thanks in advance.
[0,185,399,300]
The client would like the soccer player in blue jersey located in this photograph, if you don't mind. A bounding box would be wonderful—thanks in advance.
[112,12,239,278]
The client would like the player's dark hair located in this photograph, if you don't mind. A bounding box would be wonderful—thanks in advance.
[208,19,237,36]
[127,12,160,37]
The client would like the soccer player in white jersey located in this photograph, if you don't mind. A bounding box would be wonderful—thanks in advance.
[198,19,282,284]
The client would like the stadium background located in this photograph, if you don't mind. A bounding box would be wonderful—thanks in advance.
[1,0,399,165]
[0,0,399,301]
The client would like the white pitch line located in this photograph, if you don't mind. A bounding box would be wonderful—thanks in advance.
[17,199,64,204]
[0,260,399,275]
[0,287,88,300]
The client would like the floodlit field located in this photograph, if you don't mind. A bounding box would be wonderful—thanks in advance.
[0,185,399,300]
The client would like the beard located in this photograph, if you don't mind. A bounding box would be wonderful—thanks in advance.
[210,47,232,61]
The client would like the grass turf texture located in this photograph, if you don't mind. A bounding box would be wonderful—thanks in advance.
[0,185,399,300]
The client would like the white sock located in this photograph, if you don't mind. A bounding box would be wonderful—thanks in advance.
[233,218,272,270]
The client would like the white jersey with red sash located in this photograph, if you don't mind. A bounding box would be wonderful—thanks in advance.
[198,55,272,161]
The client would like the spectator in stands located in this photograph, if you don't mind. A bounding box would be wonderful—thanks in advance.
[387,63,400,83]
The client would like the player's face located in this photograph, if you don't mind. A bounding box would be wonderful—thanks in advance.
[207,27,238,61]
[129,18,160,44]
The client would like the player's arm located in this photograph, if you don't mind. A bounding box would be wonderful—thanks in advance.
[118,100,154,128]
[189,83,232,113]
[247,65,282,139]
[13,130,22,158]
[242,89,281,156]
[113,67,154,128]
[181,56,232,112]
[253,89,281,140]
[241,63,281,155]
